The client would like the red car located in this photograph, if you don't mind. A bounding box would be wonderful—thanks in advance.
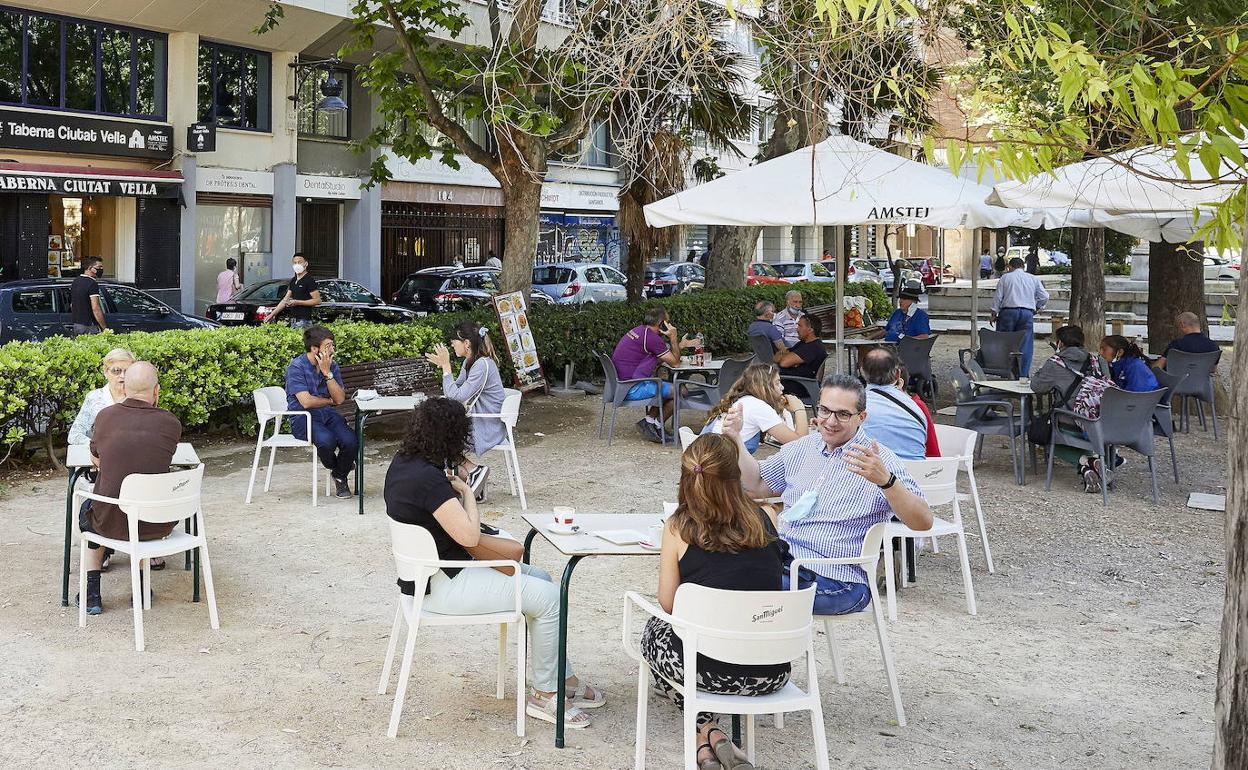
[746,262,788,286]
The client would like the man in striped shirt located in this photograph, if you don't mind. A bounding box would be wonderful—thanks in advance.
[723,374,932,614]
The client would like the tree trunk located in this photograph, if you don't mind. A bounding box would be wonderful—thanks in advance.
[498,175,543,295]
[623,242,647,303]
[705,225,757,289]
[1069,227,1106,345]
[1213,213,1248,769]
[1147,241,1207,353]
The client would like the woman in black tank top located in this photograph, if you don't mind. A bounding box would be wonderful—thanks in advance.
[640,433,790,770]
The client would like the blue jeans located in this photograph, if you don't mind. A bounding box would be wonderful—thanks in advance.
[996,307,1036,376]
[781,559,871,615]
[290,406,358,479]
[625,381,672,402]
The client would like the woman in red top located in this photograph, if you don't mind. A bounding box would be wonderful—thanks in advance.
[896,361,939,457]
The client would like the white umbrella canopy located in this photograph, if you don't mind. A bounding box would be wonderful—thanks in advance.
[987,143,1246,214]
[644,135,1032,229]
[1018,206,1210,242]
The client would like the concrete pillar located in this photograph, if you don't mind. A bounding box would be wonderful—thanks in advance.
[793,225,819,261]
[342,181,382,291]
[272,162,297,268]
[759,226,793,262]
[179,156,198,314]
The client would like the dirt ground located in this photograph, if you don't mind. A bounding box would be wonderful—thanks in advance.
[0,336,1228,769]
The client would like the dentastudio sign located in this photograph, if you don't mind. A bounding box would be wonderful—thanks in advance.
[0,171,178,197]
[0,108,173,160]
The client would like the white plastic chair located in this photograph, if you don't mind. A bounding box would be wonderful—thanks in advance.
[76,465,219,652]
[471,388,527,510]
[623,585,829,770]
[378,520,526,739]
[245,386,329,506]
[787,522,906,726]
[933,424,995,573]
[883,457,978,622]
[678,426,698,451]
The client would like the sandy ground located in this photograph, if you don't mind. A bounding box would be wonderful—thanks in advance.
[0,336,1227,769]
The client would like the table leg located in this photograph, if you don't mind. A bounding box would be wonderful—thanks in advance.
[905,537,917,584]
[732,714,742,744]
[192,515,201,603]
[355,410,367,516]
[1018,396,1028,485]
[62,467,87,607]
[522,528,538,565]
[555,555,585,749]
[183,518,192,570]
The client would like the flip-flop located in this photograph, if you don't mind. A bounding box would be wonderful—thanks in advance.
[526,691,591,729]
[697,742,723,770]
[707,727,754,770]
[564,682,606,709]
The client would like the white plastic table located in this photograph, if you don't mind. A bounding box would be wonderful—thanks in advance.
[62,442,200,606]
[520,512,663,747]
[353,395,427,515]
[971,379,1036,484]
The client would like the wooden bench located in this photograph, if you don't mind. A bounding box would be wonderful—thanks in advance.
[335,357,441,421]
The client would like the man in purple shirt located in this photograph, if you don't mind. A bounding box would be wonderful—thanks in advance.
[611,306,697,442]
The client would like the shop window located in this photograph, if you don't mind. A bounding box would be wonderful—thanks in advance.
[11,289,54,313]
[198,41,272,131]
[0,7,166,118]
[297,67,351,139]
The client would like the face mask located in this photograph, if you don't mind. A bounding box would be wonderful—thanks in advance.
[293,263,306,275]
[780,488,819,524]
[905,304,917,318]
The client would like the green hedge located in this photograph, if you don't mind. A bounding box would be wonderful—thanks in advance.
[1038,264,1131,276]
[0,322,443,451]
[0,282,884,455]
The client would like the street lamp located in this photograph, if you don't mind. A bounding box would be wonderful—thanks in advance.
[290,57,349,113]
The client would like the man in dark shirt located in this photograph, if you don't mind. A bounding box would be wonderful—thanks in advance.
[1158,311,1220,369]
[267,252,321,328]
[774,314,828,390]
[70,256,108,335]
[79,361,181,615]
[286,325,357,497]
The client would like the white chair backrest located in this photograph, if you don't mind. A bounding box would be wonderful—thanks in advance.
[678,426,698,451]
[671,584,814,666]
[933,424,977,461]
[859,521,888,560]
[253,386,288,418]
[388,519,442,586]
[903,457,962,508]
[116,465,204,525]
[663,501,678,517]
[499,391,522,429]
[503,387,521,400]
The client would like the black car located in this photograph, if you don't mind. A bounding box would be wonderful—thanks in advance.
[643,261,705,298]
[0,279,217,344]
[205,278,421,326]
[392,266,554,314]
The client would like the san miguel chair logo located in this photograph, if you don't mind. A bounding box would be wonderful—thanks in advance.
[172,479,190,493]
[752,606,784,623]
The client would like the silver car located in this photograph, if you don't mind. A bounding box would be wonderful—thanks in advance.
[532,262,628,304]
[772,261,835,283]
[820,259,885,287]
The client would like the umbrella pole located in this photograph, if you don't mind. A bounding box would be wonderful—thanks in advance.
[836,257,845,375]
[970,229,980,350]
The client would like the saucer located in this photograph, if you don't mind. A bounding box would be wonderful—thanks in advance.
[638,540,661,551]
[548,523,580,535]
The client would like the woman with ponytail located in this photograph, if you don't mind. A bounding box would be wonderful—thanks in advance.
[425,320,507,498]
[1099,335,1159,392]
[641,433,789,769]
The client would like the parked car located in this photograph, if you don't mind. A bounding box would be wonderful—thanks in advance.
[392,266,554,314]
[0,279,217,343]
[1204,255,1240,281]
[908,257,958,286]
[772,261,835,283]
[868,258,923,293]
[1004,246,1056,268]
[643,261,705,297]
[819,259,885,287]
[206,278,420,325]
[532,262,627,304]
[746,262,788,286]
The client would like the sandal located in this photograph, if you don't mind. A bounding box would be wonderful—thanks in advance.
[697,742,723,770]
[707,727,754,770]
[526,690,591,729]
[565,681,606,709]
[150,557,166,571]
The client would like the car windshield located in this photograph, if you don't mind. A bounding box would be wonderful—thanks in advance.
[752,263,781,278]
[533,266,575,285]
[401,275,449,293]
[809,262,832,277]
[239,282,286,302]
[644,263,672,280]
[773,264,806,278]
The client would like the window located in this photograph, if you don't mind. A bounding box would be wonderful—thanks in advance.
[11,289,54,313]
[552,121,613,167]
[603,267,626,285]
[585,267,605,284]
[0,7,166,118]
[810,262,832,278]
[198,41,272,131]
[105,286,167,314]
[533,266,575,285]
[297,66,351,139]
[337,281,378,304]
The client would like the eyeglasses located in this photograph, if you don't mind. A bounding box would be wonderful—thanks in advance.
[105,366,127,376]
[815,405,860,422]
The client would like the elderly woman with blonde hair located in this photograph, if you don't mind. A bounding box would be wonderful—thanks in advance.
[68,348,136,445]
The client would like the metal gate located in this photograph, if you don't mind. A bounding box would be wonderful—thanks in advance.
[380,203,505,299]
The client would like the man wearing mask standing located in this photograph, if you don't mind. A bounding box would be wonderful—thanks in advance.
[773,290,805,347]
[991,257,1049,376]
[70,256,108,336]
[266,253,321,328]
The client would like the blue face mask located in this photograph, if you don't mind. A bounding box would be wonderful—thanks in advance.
[780,488,819,524]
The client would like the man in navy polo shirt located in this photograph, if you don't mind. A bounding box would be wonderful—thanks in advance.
[748,300,785,352]
[286,326,357,497]
[1158,311,1220,370]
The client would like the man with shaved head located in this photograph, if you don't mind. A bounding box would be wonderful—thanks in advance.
[79,360,182,616]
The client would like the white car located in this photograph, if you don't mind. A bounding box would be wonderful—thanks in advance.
[1004,246,1057,267]
[1204,256,1240,281]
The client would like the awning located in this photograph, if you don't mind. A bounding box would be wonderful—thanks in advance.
[0,162,182,198]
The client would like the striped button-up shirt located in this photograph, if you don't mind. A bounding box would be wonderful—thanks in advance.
[772,307,804,346]
[759,429,922,584]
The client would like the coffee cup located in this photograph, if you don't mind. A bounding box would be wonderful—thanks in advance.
[553,507,576,526]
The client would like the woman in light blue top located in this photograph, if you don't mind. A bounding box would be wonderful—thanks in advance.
[426,320,507,498]
[68,348,135,445]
